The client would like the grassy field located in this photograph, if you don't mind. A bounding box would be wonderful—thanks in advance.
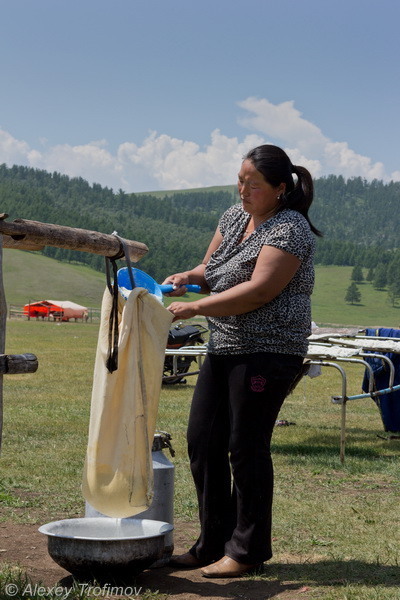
[0,320,399,599]
[312,266,400,329]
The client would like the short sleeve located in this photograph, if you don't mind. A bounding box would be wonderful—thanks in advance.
[263,213,314,260]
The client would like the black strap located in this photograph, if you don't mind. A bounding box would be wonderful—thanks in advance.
[117,235,135,290]
[104,255,120,373]
[104,235,136,374]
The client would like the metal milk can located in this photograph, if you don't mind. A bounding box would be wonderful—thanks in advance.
[85,431,175,566]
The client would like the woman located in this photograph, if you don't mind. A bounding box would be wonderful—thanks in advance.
[164,144,321,578]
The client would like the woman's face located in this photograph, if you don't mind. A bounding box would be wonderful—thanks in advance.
[237,159,285,221]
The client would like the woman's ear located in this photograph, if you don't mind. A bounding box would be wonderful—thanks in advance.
[278,182,286,196]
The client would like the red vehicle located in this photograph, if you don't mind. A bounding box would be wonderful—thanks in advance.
[23,300,88,321]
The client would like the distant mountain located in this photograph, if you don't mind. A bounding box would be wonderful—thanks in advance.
[1,164,399,282]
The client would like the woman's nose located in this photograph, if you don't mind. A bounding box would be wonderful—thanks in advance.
[238,182,249,196]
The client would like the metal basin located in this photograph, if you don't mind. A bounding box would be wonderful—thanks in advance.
[39,518,173,582]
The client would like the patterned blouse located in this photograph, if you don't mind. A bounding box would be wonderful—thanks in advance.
[204,204,315,356]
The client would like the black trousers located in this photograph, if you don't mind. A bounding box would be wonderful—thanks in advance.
[187,351,303,565]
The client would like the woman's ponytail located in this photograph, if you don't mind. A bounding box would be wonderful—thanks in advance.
[288,165,322,237]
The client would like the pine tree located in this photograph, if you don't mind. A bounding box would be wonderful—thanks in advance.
[366,267,375,282]
[351,265,364,282]
[387,279,400,307]
[373,264,387,290]
[345,282,361,304]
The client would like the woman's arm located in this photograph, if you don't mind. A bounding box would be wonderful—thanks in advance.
[162,228,223,296]
[167,244,300,320]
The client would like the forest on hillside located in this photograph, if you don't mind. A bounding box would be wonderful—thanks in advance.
[0,164,399,289]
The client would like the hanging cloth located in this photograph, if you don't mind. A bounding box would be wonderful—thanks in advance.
[82,286,173,517]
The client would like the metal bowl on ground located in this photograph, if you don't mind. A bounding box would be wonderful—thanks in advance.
[39,517,173,583]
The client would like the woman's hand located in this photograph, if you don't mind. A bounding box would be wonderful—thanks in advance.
[161,273,190,297]
[167,301,198,322]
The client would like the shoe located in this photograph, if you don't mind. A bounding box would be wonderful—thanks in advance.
[169,552,205,568]
[201,555,263,578]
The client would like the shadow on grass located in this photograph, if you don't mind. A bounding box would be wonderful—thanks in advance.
[131,558,400,599]
[346,303,365,306]
[272,427,395,461]
[267,559,400,586]
[273,441,381,460]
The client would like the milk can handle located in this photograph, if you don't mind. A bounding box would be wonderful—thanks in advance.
[154,430,176,457]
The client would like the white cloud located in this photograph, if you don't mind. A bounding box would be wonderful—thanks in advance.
[237,97,389,182]
[0,98,396,191]
[238,97,327,155]
[0,129,35,165]
[30,140,123,187]
[120,129,264,189]
[0,127,264,192]
[323,141,386,180]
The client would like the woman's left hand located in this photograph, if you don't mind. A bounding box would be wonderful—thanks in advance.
[168,301,198,322]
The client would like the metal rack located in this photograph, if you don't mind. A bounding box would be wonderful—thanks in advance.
[163,334,400,463]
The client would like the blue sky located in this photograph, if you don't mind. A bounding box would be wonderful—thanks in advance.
[1,0,399,192]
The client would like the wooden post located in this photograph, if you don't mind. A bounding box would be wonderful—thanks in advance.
[0,236,6,451]
[0,215,148,261]
[0,353,38,374]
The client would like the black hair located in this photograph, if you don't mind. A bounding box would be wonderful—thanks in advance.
[244,144,322,236]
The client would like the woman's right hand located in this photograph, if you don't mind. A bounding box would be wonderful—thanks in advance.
[161,273,190,297]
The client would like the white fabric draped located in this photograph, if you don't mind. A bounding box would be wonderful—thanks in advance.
[82,287,173,518]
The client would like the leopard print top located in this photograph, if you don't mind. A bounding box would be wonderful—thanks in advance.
[204,204,315,356]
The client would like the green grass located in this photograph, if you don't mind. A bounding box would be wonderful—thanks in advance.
[1,321,400,599]
[312,266,400,328]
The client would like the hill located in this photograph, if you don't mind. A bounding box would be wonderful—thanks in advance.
[136,184,236,198]
[0,164,399,284]
[2,249,106,308]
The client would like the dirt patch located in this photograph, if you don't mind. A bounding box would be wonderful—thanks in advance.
[0,519,309,599]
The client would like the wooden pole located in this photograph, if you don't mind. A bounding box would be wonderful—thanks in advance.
[0,236,6,451]
[1,236,45,251]
[0,214,148,261]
